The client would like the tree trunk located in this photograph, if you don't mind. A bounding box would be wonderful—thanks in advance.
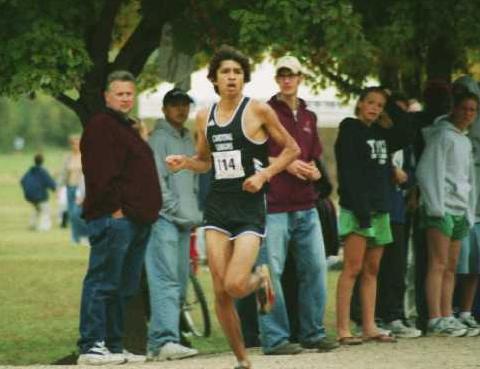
[426,34,454,83]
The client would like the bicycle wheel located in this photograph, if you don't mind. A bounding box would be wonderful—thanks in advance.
[181,274,211,337]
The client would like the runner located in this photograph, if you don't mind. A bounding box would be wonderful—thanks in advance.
[165,45,299,369]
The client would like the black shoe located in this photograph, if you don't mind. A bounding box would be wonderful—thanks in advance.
[265,342,302,355]
[301,337,340,352]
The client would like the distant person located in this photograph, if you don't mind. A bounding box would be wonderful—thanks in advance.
[257,55,337,355]
[20,153,56,231]
[405,79,453,333]
[77,70,162,365]
[145,88,202,361]
[335,87,413,345]
[416,92,478,337]
[59,134,88,244]
[165,45,299,369]
[451,76,480,336]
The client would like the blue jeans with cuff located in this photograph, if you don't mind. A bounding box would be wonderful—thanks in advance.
[78,215,150,353]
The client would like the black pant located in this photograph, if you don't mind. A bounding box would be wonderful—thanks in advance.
[410,210,429,332]
[376,223,407,322]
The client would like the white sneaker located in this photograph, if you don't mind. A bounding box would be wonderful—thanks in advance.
[427,317,467,337]
[149,342,198,361]
[458,316,480,337]
[111,349,145,363]
[383,320,422,338]
[77,341,126,365]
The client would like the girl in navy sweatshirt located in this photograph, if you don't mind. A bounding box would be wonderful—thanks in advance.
[335,87,413,344]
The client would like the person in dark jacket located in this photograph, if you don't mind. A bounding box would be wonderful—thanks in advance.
[20,153,56,231]
[77,70,162,366]
[335,87,414,345]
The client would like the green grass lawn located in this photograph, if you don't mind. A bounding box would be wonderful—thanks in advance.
[0,148,339,365]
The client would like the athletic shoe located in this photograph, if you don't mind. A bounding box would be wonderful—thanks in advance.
[147,342,198,361]
[77,341,126,365]
[382,319,422,338]
[112,349,145,363]
[301,337,340,351]
[256,264,275,315]
[455,316,480,337]
[264,341,303,355]
[427,318,467,337]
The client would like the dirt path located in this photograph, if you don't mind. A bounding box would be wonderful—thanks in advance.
[3,337,478,369]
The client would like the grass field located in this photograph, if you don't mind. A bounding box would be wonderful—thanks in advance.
[0,148,338,365]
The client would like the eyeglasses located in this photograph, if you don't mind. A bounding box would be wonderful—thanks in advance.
[276,73,300,80]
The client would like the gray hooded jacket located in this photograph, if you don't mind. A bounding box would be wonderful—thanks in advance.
[416,116,476,225]
[453,76,480,221]
[149,119,202,228]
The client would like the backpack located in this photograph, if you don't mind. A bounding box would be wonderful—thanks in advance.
[20,168,44,203]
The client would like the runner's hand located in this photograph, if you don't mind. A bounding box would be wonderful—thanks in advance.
[242,172,268,193]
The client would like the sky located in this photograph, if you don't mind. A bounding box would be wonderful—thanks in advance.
[138,59,354,127]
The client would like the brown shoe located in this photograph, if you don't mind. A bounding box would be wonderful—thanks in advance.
[256,264,275,315]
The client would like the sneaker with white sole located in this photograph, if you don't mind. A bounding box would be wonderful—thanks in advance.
[455,316,480,337]
[427,317,467,337]
[77,341,127,365]
[111,349,145,363]
[382,320,422,338]
[148,342,198,361]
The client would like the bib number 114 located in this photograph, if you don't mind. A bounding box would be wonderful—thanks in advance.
[213,150,245,179]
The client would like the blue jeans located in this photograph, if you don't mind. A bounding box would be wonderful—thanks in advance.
[258,208,328,352]
[145,216,191,351]
[78,216,150,353]
[66,185,88,243]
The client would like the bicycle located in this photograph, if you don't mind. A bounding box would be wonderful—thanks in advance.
[180,230,211,338]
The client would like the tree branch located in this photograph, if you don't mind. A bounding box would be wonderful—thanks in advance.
[86,0,123,68]
[318,64,362,95]
[112,6,168,75]
[55,93,90,127]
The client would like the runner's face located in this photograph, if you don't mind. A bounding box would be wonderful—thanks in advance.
[214,60,245,97]
[357,92,386,124]
[105,81,135,114]
[275,68,302,97]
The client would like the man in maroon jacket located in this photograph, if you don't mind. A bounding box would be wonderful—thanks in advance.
[258,56,338,354]
[77,70,162,365]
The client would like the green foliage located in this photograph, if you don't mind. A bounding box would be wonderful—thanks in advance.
[0,96,80,152]
[0,0,95,97]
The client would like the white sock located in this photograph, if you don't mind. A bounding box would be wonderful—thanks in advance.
[459,311,472,319]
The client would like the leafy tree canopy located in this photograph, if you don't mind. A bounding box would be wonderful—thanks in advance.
[1,0,480,123]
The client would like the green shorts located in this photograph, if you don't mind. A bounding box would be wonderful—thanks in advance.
[420,210,469,241]
[339,208,393,247]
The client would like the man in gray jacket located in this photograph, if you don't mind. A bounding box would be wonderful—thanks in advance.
[146,88,202,361]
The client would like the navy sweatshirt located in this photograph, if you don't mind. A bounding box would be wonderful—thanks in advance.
[335,100,415,227]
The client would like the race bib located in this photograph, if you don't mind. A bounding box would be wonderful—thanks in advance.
[212,150,245,179]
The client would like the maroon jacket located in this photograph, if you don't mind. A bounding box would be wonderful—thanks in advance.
[267,95,322,213]
[81,109,162,224]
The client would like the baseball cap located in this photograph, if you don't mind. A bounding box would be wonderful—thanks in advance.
[163,88,194,106]
[275,56,303,75]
